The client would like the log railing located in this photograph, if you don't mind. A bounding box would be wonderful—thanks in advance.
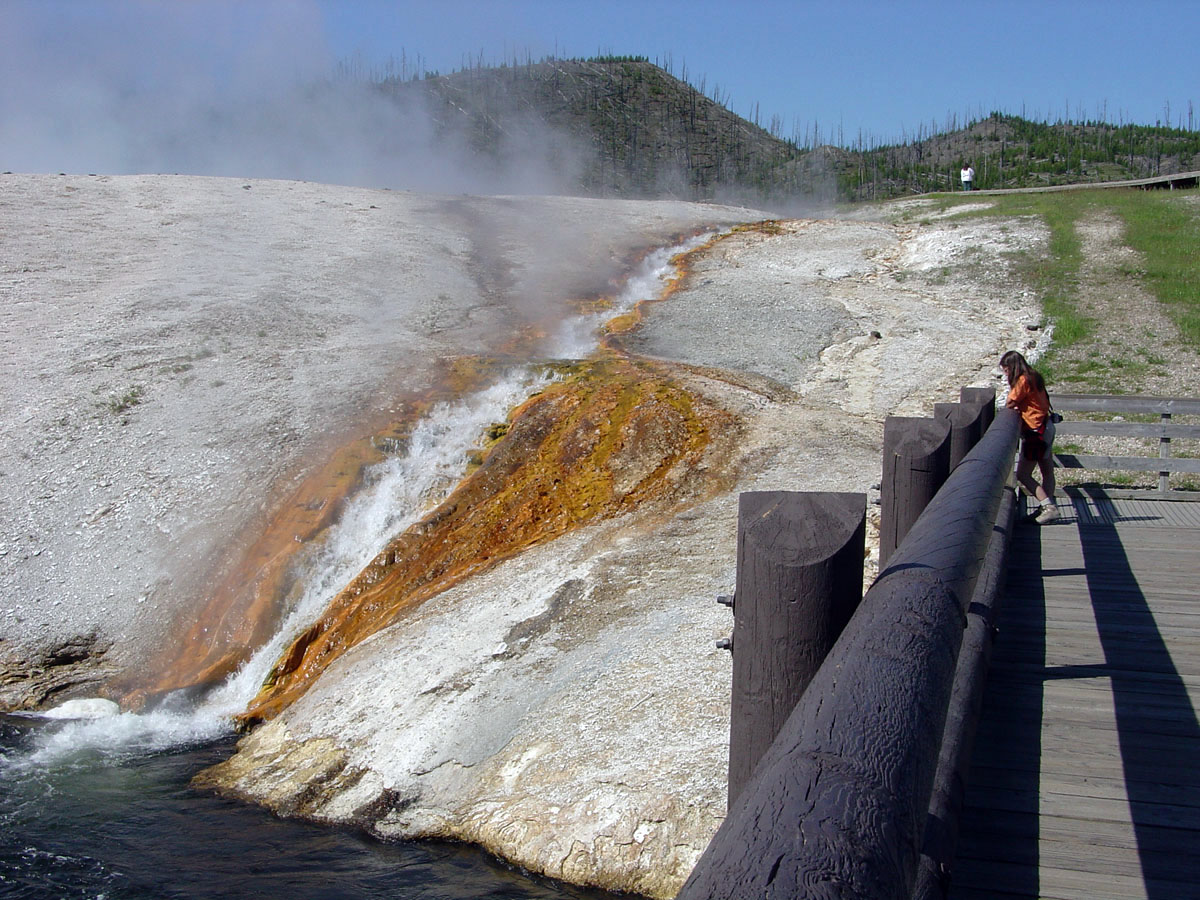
[1052,394,1200,498]
[682,390,1019,900]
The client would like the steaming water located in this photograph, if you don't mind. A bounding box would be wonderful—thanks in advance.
[0,236,709,897]
[551,234,708,358]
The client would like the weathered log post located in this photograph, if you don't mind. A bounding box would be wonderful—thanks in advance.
[879,416,952,569]
[960,385,997,433]
[725,492,866,808]
[934,402,984,472]
[676,409,1020,900]
[914,483,1017,900]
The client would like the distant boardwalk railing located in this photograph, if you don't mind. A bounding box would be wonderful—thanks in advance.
[1052,394,1200,498]
[679,399,1020,899]
[973,169,1200,195]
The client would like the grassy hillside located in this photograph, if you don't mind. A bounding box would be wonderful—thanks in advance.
[908,188,1200,393]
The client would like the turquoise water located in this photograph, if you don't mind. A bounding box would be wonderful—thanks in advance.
[0,715,617,900]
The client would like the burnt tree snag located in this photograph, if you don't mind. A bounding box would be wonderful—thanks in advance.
[727,491,866,808]
[879,416,952,569]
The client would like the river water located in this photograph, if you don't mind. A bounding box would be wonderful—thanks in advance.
[0,714,615,899]
[0,237,710,898]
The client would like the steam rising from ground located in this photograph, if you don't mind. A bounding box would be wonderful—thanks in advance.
[1,1,585,194]
[3,234,701,767]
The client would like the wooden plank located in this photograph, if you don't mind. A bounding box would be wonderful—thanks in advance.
[1021,528,1200,548]
[984,665,1200,693]
[972,706,1200,747]
[1071,487,1200,502]
[996,606,1200,628]
[954,845,1197,895]
[1056,421,1200,439]
[980,666,1200,691]
[949,853,1192,900]
[961,782,1200,830]
[978,690,1200,732]
[966,753,1197,787]
[970,731,1200,773]
[1008,556,1200,578]
[974,648,1200,676]
[956,826,1198,880]
[1006,588,1200,608]
[981,668,1200,696]
[997,586,1198,609]
[990,629,1200,657]
[1052,394,1200,415]
[955,823,1196,871]
[1053,453,1200,474]
[1001,576,1200,598]
[951,495,1200,900]
[968,766,1200,807]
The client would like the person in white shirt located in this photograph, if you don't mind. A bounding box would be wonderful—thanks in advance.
[961,163,975,190]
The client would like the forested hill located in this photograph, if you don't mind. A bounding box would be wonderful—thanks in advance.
[838,112,1200,201]
[376,56,807,203]
[355,57,1200,204]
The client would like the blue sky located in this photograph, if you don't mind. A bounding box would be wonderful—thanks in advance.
[313,0,1200,141]
[3,0,1197,181]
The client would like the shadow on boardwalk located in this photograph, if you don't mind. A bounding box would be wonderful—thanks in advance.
[951,493,1200,899]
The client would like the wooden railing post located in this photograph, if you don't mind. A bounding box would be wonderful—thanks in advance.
[934,402,983,472]
[726,491,866,808]
[676,410,1020,900]
[879,417,952,569]
[1160,411,1172,493]
[960,386,996,433]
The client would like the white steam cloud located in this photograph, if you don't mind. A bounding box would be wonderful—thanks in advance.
[1,0,587,194]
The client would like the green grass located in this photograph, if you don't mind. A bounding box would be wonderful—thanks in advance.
[1102,191,1200,345]
[106,385,144,414]
[942,187,1200,387]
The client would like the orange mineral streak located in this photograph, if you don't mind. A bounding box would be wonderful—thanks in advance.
[115,233,731,715]
[117,356,514,709]
[239,357,736,725]
[600,232,723,350]
[116,416,415,709]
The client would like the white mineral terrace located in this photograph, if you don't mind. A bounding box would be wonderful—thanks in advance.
[0,174,1048,897]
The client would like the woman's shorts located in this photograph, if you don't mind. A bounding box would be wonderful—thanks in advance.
[1021,421,1054,462]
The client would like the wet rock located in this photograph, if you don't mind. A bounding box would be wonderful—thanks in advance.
[0,631,117,711]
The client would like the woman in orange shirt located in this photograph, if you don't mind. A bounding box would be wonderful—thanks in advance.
[1001,350,1059,524]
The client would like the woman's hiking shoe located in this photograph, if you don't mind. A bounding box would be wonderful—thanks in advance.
[1035,503,1060,524]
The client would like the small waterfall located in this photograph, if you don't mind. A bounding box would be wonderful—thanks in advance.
[5,374,552,768]
[201,372,556,717]
[8,232,713,766]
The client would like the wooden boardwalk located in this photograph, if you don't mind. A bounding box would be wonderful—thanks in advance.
[949,491,1200,899]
